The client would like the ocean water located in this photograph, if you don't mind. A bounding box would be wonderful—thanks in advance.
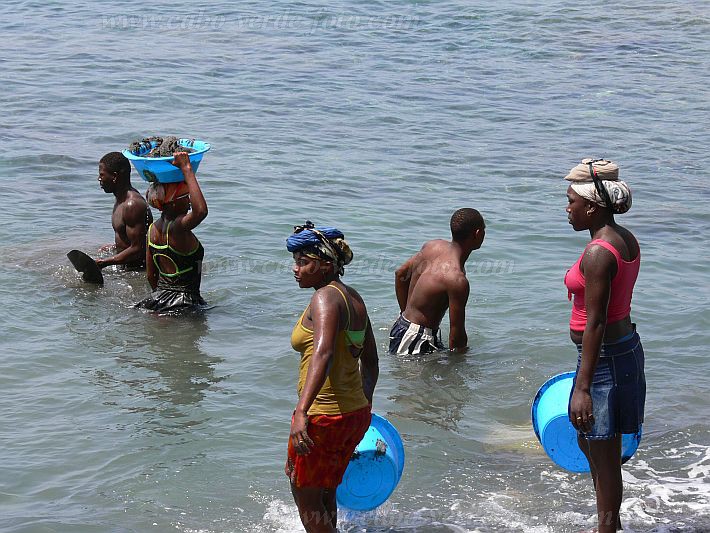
[1,1,709,531]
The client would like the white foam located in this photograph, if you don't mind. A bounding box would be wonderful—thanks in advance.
[252,440,710,532]
[477,494,554,532]
[258,497,484,532]
[620,441,710,527]
[258,499,305,533]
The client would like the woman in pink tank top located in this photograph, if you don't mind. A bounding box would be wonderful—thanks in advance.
[563,159,646,533]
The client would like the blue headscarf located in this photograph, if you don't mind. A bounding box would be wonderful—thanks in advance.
[287,221,353,275]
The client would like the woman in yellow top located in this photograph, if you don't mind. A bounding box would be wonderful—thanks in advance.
[285,221,379,533]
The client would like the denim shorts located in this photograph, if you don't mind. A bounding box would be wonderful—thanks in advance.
[569,329,646,440]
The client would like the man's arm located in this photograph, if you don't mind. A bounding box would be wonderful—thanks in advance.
[447,274,470,351]
[394,255,416,312]
[359,321,379,404]
[96,200,147,268]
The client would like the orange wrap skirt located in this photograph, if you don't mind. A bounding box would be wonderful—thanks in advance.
[286,405,371,489]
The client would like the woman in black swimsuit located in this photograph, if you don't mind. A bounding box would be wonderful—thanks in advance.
[136,152,208,313]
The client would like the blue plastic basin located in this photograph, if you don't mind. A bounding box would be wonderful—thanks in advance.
[123,138,210,183]
[336,413,405,511]
[532,371,642,473]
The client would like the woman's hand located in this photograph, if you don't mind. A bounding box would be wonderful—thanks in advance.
[290,410,314,456]
[171,151,192,172]
[569,388,594,433]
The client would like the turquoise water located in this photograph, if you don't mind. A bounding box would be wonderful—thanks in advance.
[1,1,708,531]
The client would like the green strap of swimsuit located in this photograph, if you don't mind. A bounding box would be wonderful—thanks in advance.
[148,221,198,277]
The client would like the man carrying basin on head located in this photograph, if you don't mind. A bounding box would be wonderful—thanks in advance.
[135,152,208,313]
[96,152,153,270]
[389,208,486,355]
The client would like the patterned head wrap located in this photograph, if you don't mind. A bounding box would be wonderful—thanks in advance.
[286,221,353,275]
[565,158,632,214]
[146,181,189,211]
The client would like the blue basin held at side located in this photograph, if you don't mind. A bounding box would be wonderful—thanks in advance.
[531,371,642,473]
[336,412,405,511]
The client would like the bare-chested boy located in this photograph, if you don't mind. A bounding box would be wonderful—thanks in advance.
[389,208,485,355]
[95,152,152,270]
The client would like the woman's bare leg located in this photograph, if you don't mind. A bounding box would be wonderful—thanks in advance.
[584,435,623,532]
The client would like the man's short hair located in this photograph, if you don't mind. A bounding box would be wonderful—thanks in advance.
[100,152,131,181]
[450,208,485,241]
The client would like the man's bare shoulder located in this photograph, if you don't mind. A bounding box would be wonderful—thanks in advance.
[420,239,450,256]
[445,270,469,290]
[124,189,148,206]
[121,191,149,225]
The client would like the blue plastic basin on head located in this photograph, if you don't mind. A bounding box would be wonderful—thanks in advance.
[531,371,642,473]
[336,413,405,511]
[122,138,210,183]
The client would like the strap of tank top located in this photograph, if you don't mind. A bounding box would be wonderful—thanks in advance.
[328,282,351,329]
[588,239,621,271]
[327,282,369,350]
[297,305,312,332]
[166,221,172,248]
[147,222,155,246]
